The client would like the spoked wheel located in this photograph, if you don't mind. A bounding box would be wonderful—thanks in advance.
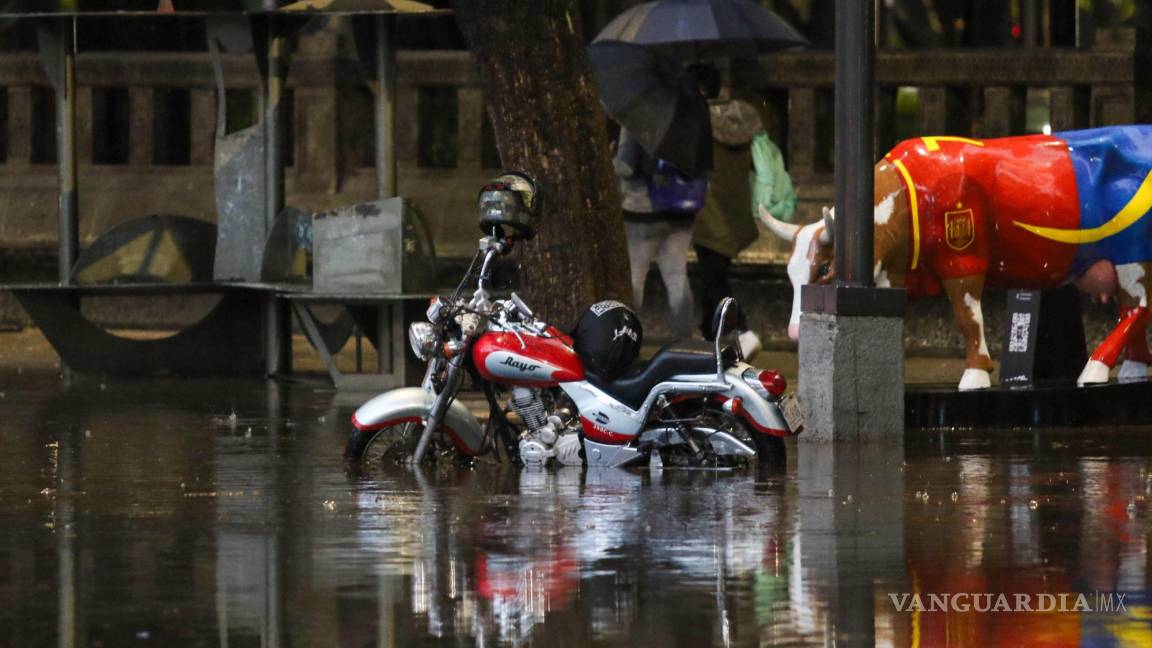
[344,417,466,467]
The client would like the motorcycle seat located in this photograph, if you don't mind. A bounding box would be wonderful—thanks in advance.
[586,339,733,410]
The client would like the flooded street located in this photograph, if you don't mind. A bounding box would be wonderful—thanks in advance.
[2,371,1151,647]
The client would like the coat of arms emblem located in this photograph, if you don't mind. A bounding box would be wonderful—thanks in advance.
[945,208,975,251]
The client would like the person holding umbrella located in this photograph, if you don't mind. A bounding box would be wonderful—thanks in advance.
[590,0,804,340]
[611,64,720,340]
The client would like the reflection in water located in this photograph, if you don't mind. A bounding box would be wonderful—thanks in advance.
[2,373,1152,646]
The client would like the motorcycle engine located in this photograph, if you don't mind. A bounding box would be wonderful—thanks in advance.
[510,387,548,432]
[511,388,582,466]
[518,438,551,465]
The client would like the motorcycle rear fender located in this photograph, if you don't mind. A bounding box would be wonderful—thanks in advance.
[719,365,792,437]
[671,367,792,437]
[351,387,486,455]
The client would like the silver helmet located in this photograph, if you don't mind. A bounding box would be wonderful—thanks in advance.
[478,172,538,240]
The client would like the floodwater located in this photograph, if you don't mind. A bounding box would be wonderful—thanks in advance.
[1,371,1151,647]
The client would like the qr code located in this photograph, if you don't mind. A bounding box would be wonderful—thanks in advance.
[1008,312,1032,353]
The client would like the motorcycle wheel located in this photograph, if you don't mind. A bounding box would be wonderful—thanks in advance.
[666,407,786,467]
[697,406,785,466]
[344,417,429,466]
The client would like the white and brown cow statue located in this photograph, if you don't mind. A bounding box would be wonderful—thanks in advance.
[763,126,1152,390]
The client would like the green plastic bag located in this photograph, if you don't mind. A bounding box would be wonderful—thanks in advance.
[751,133,797,223]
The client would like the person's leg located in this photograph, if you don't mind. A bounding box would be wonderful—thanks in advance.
[695,246,760,357]
[695,245,737,339]
[624,220,663,310]
[654,221,696,339]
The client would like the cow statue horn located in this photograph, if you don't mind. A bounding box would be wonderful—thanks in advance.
[820,206,835,245]
[758,204,800,242]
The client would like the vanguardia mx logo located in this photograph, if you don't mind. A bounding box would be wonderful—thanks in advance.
[889,591,1127,613]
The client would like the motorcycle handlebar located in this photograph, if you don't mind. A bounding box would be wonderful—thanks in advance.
[509,292,533,319]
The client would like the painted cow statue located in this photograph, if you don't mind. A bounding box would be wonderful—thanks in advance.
[762,125,1152,390]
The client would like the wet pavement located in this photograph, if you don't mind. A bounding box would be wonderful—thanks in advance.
[2,370,1152,647]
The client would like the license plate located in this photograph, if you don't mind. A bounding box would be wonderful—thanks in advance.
[780,395,803,433]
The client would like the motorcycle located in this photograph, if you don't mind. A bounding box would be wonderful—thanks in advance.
[345,175,803,469]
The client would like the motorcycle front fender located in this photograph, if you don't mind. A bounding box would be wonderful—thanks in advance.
[351,387,486,455]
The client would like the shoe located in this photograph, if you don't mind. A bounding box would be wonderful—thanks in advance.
[737,330,762,360]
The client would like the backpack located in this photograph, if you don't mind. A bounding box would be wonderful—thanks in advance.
[647,159,708,214]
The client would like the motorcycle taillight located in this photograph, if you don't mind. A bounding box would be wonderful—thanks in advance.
[757,370,787,398]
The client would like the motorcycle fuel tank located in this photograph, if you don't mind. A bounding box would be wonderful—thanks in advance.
[473,329,585,387]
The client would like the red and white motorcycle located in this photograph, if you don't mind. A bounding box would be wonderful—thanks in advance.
[345,174,802,469]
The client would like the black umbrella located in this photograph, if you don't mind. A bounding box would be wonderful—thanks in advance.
[594,0,806,61]
[587,41,712,175]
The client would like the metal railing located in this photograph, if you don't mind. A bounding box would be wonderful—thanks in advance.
[0,35,1140,263]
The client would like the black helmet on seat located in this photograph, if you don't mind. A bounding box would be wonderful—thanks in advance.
[572,300,643,380]
[478,172,538,240]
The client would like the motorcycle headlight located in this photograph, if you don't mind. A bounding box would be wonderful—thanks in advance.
[408,322,438,361]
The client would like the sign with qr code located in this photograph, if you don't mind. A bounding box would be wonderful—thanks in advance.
[1000,291,1042,384]
[1008,312,1032,353]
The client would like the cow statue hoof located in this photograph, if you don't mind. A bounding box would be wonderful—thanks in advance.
[1077,359,1111,386]
[1118,360,1149,382]
[958,368,991,391]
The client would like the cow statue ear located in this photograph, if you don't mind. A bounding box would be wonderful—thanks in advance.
[819,206,835,245]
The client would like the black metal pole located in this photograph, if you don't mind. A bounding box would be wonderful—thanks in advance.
[57,21,78,285]
[834,0,875,287]
[1136,0,1152,125]
[38,19,79,285]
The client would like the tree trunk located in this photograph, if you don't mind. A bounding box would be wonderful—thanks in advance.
[455,0,632,327]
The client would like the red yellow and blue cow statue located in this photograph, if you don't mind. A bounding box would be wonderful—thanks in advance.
[763,126,1152,390]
